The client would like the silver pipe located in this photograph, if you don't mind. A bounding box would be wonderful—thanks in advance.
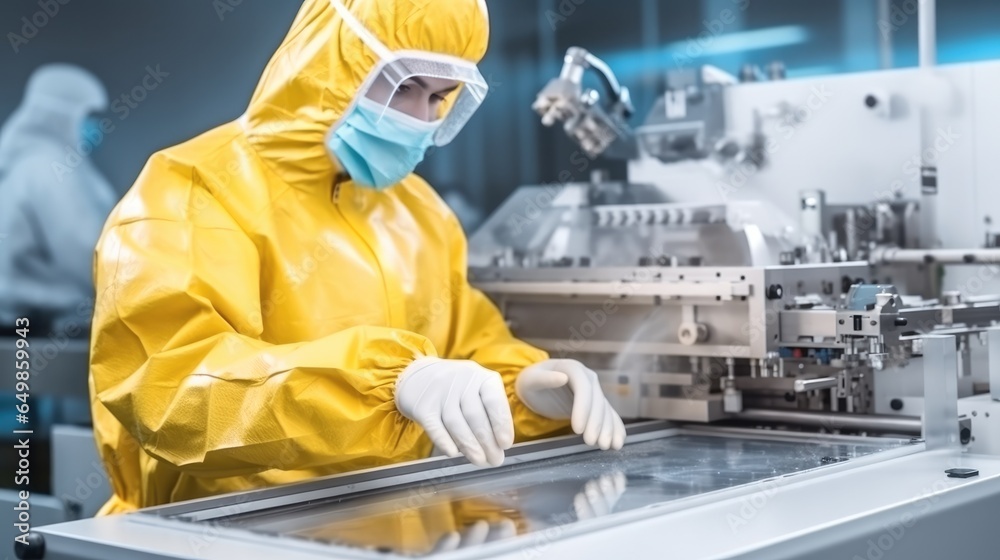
[793,377,838,393]
[919,0,936,67]
[870,247,1000,265]
[733,408,921,434]
[878,0,893,69]
[845,209,858,259]
[919,0,939,249]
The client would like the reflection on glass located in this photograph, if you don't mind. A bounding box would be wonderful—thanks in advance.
[208,434,902,557]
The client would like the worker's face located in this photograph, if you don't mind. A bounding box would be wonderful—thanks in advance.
[364,74,460,122]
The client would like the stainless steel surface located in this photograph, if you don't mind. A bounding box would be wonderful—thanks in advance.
[870,247,1000,265]
[958,395,1000,455]
[922,335,961,449]
[639,395,725,422]
[779,309,838,344]
[990,327,1000,401]
[524,338,745,359]
[732,408,921,434]
[467,185,801,270]
[473,279,751,300]
[793,377,838,393]
[634,66,750,165]
[900,302,1000,329]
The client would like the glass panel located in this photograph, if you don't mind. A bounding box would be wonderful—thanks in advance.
[207,433,905,557]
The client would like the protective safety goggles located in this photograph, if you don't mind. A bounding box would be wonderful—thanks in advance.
[329,0,489,147]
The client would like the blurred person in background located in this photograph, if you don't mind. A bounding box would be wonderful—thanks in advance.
[0,64,117,336]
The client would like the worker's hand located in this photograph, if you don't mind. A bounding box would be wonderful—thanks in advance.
[395,357,514,467]
[574,471,627,520]
[516,359,626,450]
[430,519,518,553]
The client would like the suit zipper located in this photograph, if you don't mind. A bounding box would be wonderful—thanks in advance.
[330,181,395,326]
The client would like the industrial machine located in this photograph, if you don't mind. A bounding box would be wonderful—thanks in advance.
[465,181,1000,431]
[18,3,1000,559]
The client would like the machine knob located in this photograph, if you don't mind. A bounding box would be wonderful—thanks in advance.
[894,317,909,327]
[890,399,904,411]
[678,323,709,346]
[766,284,784,300]
[14,532,45,559]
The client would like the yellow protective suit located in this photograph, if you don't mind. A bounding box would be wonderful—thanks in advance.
[89,0,568,515]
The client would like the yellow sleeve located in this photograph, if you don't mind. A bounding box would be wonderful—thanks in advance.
[91,209,434,478]
[440,215,570,442]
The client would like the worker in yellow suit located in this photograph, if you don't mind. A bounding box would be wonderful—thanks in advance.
[89,0,626,516]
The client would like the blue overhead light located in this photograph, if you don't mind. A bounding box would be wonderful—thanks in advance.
[602,25,811,78]
[665,25,811,57]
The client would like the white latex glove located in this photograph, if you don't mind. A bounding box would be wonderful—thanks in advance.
[574,471,628,520]
[430,519,518,553]
[395,357,514,467]
[515,359,626,450]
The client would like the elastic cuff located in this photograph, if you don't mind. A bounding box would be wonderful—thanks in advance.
[393,355,443,405]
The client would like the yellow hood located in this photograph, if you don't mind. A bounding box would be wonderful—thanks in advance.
[242,0,490,189]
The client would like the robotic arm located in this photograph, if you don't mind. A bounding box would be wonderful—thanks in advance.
[533,47,638,159]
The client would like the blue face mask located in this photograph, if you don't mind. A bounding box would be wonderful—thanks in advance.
[80,116,105,153]
[326,97,440,190]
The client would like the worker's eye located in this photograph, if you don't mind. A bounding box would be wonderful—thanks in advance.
[431,94,446,104]
[396,84,412,95]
